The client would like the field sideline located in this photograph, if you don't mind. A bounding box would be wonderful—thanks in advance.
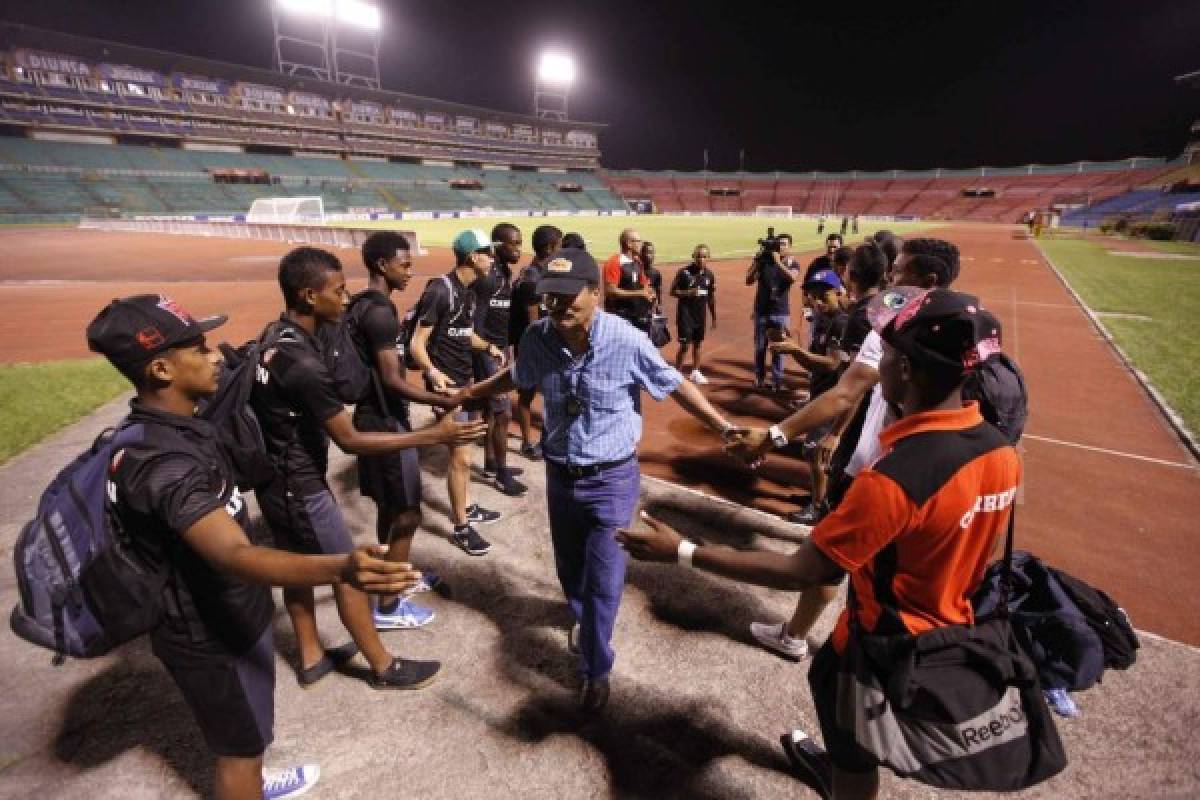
[335,215,931,264]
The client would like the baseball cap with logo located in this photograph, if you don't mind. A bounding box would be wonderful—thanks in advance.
[87,294,226,379]
[802,268,843,293]
[451,229,493,256]
[535,247,600,295]
[868,287,1003,372]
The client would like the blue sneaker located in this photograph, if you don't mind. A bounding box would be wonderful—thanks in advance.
[374,597,436,630]
[262,765,320,800]
[1044,688,1081,718]
[407,571,442,594]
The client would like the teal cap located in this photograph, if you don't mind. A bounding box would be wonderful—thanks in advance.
[452,228,492,256]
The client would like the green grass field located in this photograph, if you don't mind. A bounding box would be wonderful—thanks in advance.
[1039,237,1200,436]
[342,215,931,263]
[0,359,129,464]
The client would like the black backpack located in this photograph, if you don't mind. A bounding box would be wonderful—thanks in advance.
[197,324,293,490]
[963,353,1028,444]
[11,422,170,662]
[1045,565,1139,670]
[320,291,381,405]
[398,275,456,370]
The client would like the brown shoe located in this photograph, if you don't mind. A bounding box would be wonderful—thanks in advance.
[579,676,610,714]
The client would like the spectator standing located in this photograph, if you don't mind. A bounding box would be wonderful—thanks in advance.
[747,232,802,390]
[671,243,718,384]
[464,248,743,712]
[603,228,655,333]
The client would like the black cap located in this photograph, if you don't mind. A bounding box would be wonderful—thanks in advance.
[87,294,226,377]
[535,247,600,295]
[869,287,1003,372]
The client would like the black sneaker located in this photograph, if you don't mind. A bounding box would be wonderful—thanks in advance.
[494,471,528,497]
[369,657,441,690]
[466,503,502,524]
[780,730,832,800]
[452,524,492,556]
[786,501,829,526]
[482,461,498,478]
[520,442,543,461]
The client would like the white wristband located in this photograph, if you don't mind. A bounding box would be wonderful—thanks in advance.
[677,540,698,568]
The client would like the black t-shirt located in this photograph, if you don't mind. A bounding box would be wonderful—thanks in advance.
[251,316,347,494]
[644,266,663,304]
[347,289,410,424]
[417,271,476,385]
[805,254,835,284]
[609,255,651,324]
[473,262,515,348]
[753,256,799,316]
[110,403,274,654]
[842,294,874,358]
[808,308,850,397]
[509,261,544,343]
[671,264,716,326]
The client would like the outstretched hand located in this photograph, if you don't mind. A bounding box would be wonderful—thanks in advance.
[341,545,422,593]
[616,510,685,563]
[725,427,771,468]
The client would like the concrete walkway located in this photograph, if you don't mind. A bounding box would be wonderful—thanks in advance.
[1,399,1198,798]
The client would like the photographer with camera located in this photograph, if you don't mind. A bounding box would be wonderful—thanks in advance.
[746,229,802,391]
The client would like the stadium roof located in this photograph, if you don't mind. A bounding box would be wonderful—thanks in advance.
[0,22,604,131]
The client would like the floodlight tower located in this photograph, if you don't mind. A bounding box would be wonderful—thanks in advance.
[271,0,381,89]
[535,52,575,121]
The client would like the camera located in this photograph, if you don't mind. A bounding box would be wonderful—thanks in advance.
[757,226,782,255]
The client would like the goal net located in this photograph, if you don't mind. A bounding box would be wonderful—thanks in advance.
[754,205,793,218]
[246,196,325,224]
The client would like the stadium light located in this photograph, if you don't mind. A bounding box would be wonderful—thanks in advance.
[276,0,334,19]
[538,52,576,87]
[335,0,381,30]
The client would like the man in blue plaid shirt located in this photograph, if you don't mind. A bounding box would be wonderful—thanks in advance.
[462,247,743,713]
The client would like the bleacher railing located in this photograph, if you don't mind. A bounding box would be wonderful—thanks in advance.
[78,216,420,252]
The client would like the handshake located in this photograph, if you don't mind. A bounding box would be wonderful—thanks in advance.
[721,425,774,469]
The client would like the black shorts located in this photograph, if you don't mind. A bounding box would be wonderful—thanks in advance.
[258,482,355,555]
[677,315,706,344]
[808,637,881,774]
[353,410,422,513]
[151,625,274,758]
[471,350,512,414]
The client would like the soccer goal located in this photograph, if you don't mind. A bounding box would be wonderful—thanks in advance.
[754,205,793,218]
[246,196,326,224]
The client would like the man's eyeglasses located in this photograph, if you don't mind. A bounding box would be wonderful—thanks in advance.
[543,293,576,312]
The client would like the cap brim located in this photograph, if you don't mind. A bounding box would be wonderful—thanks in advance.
[867,287,928,334]
[197,314,228,333]
[535,276,588,295]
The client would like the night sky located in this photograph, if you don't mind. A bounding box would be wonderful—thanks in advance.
[4,0,1198,171]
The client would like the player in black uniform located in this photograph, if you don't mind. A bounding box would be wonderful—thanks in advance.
[474,222,527,496]
[640,240,664,308]
[670,243,718,384]
[410,229,504,557]
[510,224,562,460]
[347,232,465,630]
[252,247,485,692]
[87,294,427,800]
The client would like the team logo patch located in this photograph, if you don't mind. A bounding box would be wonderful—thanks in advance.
[136,326,165,350]
[546,257,572,273]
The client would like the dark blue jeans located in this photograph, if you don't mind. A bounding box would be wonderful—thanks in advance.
[754,313,791,386]
[545,457,640,680]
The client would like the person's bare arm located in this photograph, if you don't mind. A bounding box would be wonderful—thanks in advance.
[182,509,420,593]
[670,379,738,437]
[745,260,761,284]
[372,348,458,410]
[323,409,485,455]
[770,341,840,372]
[727,359,879,464]
[460,365,517,400]
[617,512,844,591]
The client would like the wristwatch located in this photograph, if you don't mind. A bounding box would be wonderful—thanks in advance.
[768,424,788,449]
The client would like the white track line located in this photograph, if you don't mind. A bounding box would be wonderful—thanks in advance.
[1022,433,1196,470]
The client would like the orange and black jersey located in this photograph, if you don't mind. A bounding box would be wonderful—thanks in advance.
[811,402,1021,653]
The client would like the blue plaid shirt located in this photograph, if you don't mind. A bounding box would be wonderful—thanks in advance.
[514,310,684,466]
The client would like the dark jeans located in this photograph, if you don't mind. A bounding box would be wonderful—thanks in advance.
[545,457,640,680]
[753,313,790,385]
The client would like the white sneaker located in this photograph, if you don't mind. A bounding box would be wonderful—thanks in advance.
[750,621,810,660]
[262,765,320,800]
[690,369,710,385]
